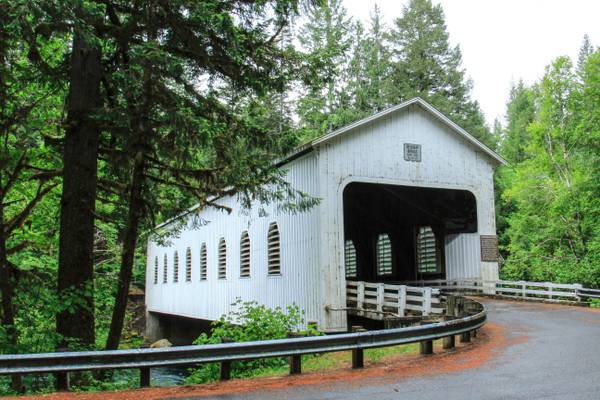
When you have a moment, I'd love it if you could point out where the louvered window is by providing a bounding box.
[173,251,179,282]
[267,223,281,275]
[417,226,439,273]
[376,233,392,276]
[345,240,357,278]
[154,256,159,284]
[199,242,207,280]
[163,254,168,283]
[185,247,192,282]
[240,231,250,278]
[218,238,227,279]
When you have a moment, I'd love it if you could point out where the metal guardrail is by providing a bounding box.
[0,298,485,390]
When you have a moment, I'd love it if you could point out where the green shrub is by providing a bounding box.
[185,299,312,384]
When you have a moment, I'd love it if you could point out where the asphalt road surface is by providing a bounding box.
[176,299,600,400]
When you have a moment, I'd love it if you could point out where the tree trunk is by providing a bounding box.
[0,202,23,392]
[104,152,145,350]
[105,46,152,350]
[57,31,102,349]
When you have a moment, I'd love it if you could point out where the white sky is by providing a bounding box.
[343,0,600,126]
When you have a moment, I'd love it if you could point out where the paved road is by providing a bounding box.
[178,300,600,400]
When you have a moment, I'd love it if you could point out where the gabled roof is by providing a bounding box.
[282,97,506,166]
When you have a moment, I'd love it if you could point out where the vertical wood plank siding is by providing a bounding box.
[146,153,322,328]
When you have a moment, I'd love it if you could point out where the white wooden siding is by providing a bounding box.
[445,233,481,280]
[145,153,323,328]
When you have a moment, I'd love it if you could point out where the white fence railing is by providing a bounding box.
[346,280,444,319]
[400,279,600,303]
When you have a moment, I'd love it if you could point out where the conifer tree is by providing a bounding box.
[387,0,494,147]
[500,80,536,164]
[346,5,391,117]
[297,0,352,140]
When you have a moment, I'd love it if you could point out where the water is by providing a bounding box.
[151,366,191,386]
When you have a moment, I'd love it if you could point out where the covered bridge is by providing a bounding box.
[145,97,505,339]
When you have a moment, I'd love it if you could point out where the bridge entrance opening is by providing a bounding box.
[342,182,477,283]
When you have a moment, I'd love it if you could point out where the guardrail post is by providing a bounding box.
[220,337,234,380]
[287,332,303,375]
[460,331,471,343]
[139,367,150,387]
[55,346,69,392]
[398,285,407,316]
[419,321,434,355]
[55,372,69,392]
[443,334,455,349]
[422,287,432,316]
[521,282,526,298]
[351,326,366,369]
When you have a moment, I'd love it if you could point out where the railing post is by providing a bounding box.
[521,282,526,298]
[398,285,407,317]
[220,337,234,381]
[456,296,465,317]
[446,295,457,317]
[548,284,553,300]
[422,287,432,317]
[351,326,366,369]
[287,332,302,375]
[139,367,150,388]
[376,283,385,314]
[357,281,365,314]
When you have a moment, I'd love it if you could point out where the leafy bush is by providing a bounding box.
[185,299,312,384]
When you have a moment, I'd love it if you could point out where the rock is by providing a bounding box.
[150,339,172,348]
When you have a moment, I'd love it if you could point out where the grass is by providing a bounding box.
[236,342,420,379]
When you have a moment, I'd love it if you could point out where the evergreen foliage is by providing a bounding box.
[498,48,600,287]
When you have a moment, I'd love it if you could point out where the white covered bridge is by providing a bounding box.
[145,97,505,339]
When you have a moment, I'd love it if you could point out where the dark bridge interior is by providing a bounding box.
[343,182,477,282]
